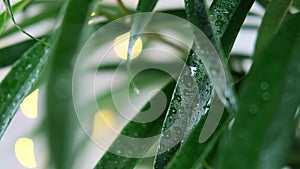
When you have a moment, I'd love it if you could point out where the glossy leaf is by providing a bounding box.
[94,81,176,169]
[0,36,52,139]
[254,0,292,57]
[154,1,223,168]
[210,0,255,56]
[158,0,256,168]
[217,13,300,169]
[45,0,92,169]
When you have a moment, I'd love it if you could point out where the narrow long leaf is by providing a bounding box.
[154,1,225,168]
[45,0,92,169]
[0,37,51,139]
[254,0,292,56]
[0,39,35,68]
[210,0,255,56]
[159,0,256,168]
[218,13,300,169]
[0,0,31,34]
[94,81,176,169]
[136,0,158,12]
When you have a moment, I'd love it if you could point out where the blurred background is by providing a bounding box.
[0,0,264,168]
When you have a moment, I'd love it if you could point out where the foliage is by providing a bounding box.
[0,0,299,169]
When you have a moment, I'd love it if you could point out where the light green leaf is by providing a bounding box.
[0,0,31,34]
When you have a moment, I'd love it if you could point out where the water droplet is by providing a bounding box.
[249,104,259,114]
[190,66,197,76]
[25,64,32,70]
[163,131,171,139]
[117,150,122,154]
[262,92,271,101]
[286,75,295,84]
[159,143,165,150]
[7,94,11,99]
[260,81,269,90]
[173,126,182,135]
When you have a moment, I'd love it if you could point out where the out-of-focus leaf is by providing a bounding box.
[0,36,52,139]
[0,3,60,38]
[136,0,158,12]
[160,9,186,19]
[210,0,255,56]
[94,81,176,169]
[217,13,300,169]
[45,0,92,169]
[0,0,31,34]
[0,39,36,68]
[293,0,300,9]
[254,0,292,57]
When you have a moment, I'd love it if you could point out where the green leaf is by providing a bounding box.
[0,0,31,34]
[210,0,255,56]
[154,51,213,169]
[217,13,300,169]
[156,0,255,168]
[165,111,233,169]
[136,0,158,12]
[45,0,92,169]
[293,0,300,9]
[0,39,36,68]
[0,36,52,139]
[94,81,176,169]
[0,3,60,39]
[254,0,292,57]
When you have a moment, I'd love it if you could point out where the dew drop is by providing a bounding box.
[260,81,269,90]
[249,104,259,114]
[262,92,271,101]
[163,131,171,139]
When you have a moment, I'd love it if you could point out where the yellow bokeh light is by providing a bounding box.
[113,32,143,60]
[92,110,115,139]
[15,138,37,169]
[20,89,39,119]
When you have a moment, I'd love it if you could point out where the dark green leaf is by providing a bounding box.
[0,39,36,68]
[94,81,176,169]
[0,36,52,139]
[217,13,300,169]
[254,0,292,57]
[136,0,158,12]
[210,0,255,56]
[45,0,92,169]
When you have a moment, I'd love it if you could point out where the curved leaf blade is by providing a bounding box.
[210,0,255,56]
[94,81,176,169]
[0,37,51,139]
[218,13,300,169]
